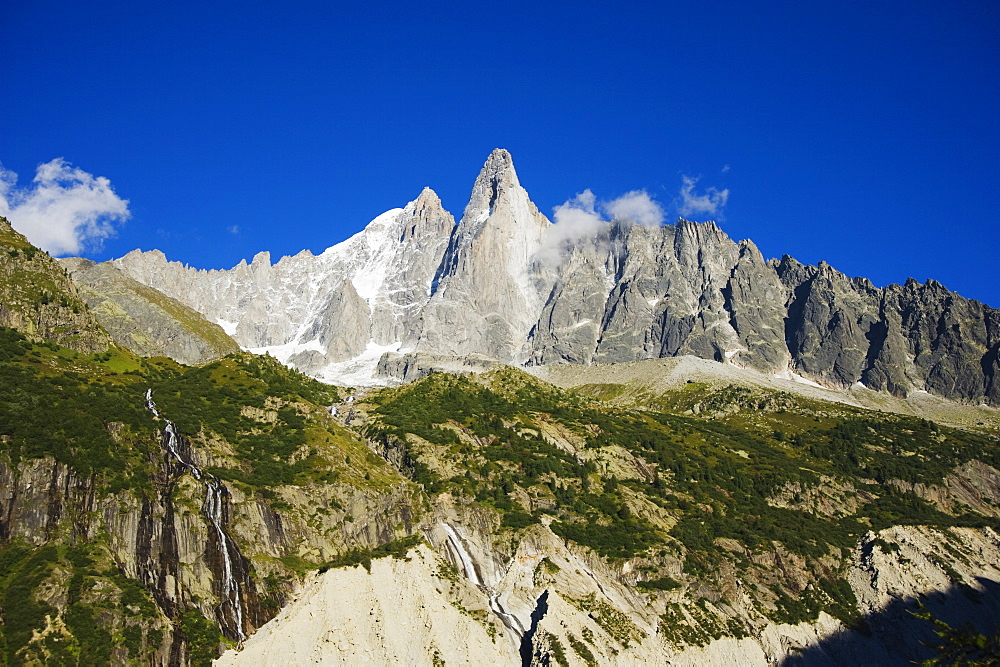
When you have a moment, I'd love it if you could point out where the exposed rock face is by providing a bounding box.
[375,351,502,383]
[530,219,791,373]
[107,152,999,405]
[111,188,454,369]
[776,257,1000,402]
[412,148,552,360]
[0,396,424,664]
[291,279,371,367]
[59,257,239,365]
[216,545,518,666]
[0,216,111,353]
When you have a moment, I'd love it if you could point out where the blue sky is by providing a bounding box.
[2,1,997,306]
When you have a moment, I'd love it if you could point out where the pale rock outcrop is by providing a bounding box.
[412,148,552,361]
[215,519,1000,666]
[216,545,516,666]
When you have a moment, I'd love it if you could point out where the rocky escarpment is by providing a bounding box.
[59,257,239,365]
[0,216,111,353]
[0,443,245,663]
[108,150,999,404]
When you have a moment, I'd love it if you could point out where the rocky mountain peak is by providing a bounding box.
[481,147,515,179]
[461,148,522,223]
[99,155,999,406]
[408,187,448,221]
[414,186,441,206]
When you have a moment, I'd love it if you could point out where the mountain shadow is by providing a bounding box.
[782,577,1000,665]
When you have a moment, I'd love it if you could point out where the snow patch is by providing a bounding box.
[774,369,828,389]
[216,319,239,336]
[311,341,405,387]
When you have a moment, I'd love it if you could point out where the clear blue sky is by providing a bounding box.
[2,1,997,306]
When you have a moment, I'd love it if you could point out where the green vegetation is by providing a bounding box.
[567,593,646,648]
[151,352,342,487]
[0,326,350,491]
[0,325,402,661]
[0,217,101,350]
[0,328,159,490]
[637,575,681,591]
[566,632,596,665]
[0,541,170,664]
[547,633,571,666]
[317,535,423,573]
[362,368,999,630]
[180,609,224,667]
[914,605,1000,666]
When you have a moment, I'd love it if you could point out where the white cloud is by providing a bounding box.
[0,158,130,256]
[228,225,240,234]
[535,188,664,268]
[604,190,664,226]
[677,175,729,218]
[552,189,603,236]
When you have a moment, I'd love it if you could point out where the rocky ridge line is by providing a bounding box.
[107,151,999,405]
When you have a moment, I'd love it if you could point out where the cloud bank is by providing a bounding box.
[0,158,130,256]
[677,175,729,218]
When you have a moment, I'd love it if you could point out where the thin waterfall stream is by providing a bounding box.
[145,389,247,644]
[442,522,527,643]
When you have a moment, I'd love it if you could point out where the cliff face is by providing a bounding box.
[108,151,999,405]
[775,257,1000,403]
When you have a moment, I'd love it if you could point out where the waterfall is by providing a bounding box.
[441,522,526,642]
[145,389,247,643]
[442,523,482,587]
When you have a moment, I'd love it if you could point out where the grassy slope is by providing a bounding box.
[66,259,240,357]
[0,217,110,352]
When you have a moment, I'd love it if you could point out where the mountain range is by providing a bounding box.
[101,149,998,406]
[0,151,998,665]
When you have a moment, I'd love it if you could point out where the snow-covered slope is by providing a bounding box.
[115,187,455,384]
